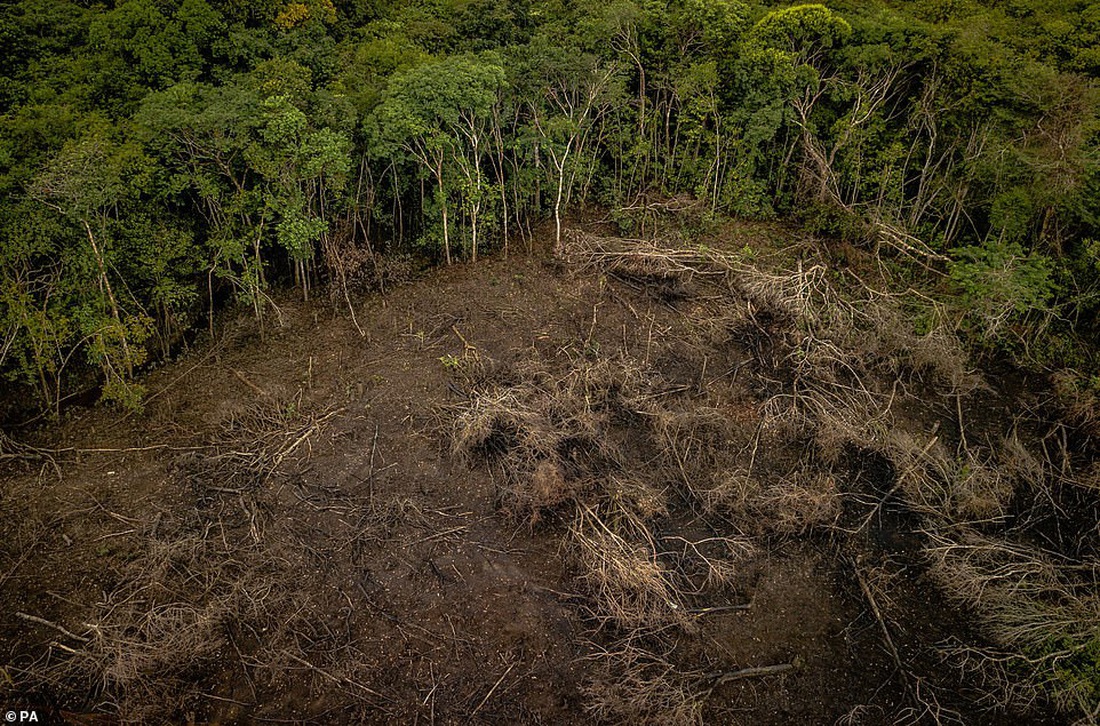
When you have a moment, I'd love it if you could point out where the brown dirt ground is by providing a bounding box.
[0,222,1065,725]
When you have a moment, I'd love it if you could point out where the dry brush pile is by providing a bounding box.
[2,396,400,723]
[447,230,1100,724]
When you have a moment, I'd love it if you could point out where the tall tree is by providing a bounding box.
[367,53,505,263]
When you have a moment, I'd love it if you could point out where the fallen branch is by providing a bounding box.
[281,649,391,703]
[705,662,798,687]
[852,563,904,672]
[470,660,517,717]
[15,611,89,643]
[233,369,268,397]
[688,604,751,615]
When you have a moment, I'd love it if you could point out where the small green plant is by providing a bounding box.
[949,240,1057,350]
[1045,633,1100,715]
[101,378,147,413]
[439,353,463,370]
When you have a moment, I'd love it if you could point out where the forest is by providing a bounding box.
[2,0,1100,723]
[1,0,1097,413]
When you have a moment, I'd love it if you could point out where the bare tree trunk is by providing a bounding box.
[437,159,451,265]
[82,219,132,375]
[553,144,570,258]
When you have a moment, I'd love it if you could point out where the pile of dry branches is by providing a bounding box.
[562,231,740,297]
[448,355,663,521]
[7,518,274,722]
[175,395,340,493]
[926,528,1100,716]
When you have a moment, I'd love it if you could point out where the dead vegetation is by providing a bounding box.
[175,394,342,493]
[444,229,1100,724]
[570,506,688,631]
[1,396,405,723]
[926,528,1100,717]
[22,527,269,723]
[445,231,978,722]
[1053,370,1100,439]
[874,407,1100,720]
[582,644,705,726]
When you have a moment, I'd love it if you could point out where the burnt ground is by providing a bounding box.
[0,222,1071,725]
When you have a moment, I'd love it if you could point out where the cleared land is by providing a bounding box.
[2,220,1094,724]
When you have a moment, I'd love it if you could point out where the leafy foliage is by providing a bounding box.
[0,0,1097,419]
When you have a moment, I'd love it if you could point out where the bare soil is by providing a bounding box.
[0,222,1068,724]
